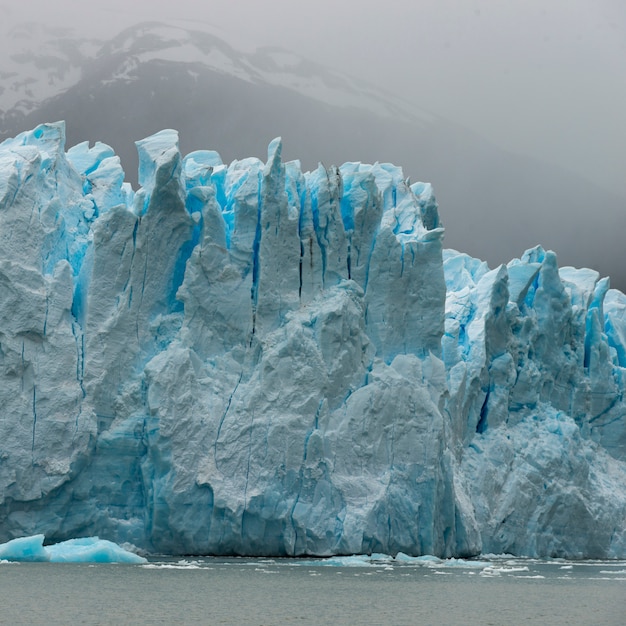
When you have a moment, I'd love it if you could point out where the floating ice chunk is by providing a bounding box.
[394,553,492,568]
[46,537,147,564]
[481,565,530,575]
[0,535,50,562]
[313,555,392,567]
[0,535,146,563]
[395,553,441,564]
[443,558,494,568]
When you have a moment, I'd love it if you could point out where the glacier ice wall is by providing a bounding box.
[0,122,625,558]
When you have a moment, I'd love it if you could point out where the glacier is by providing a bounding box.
[0,121,625,559]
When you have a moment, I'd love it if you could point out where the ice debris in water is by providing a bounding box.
[0,535,146,563]
[0,121,625,559]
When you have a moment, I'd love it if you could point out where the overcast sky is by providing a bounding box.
[1,0,624,198]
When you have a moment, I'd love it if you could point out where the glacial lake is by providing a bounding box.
[1,555,625,625]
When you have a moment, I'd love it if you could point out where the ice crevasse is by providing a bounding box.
[0,121,625,559]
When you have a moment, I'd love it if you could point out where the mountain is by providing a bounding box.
[1,22,624,291]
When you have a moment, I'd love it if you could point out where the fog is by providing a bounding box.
[1,0,624,280]
[2,0,623,195]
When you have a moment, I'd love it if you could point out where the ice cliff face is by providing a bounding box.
[0,122,625,558]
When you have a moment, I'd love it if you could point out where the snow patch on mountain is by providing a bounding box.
[0,22,432,127]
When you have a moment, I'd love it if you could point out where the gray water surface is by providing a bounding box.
[1,555,625,625]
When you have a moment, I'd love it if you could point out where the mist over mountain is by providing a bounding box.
[1,22,624,291]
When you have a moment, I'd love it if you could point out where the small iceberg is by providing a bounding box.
[0,534,147,564]
[0,535,50,562]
